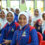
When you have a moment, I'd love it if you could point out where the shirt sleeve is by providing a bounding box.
[0,28,5,44]
[10,31,17,45]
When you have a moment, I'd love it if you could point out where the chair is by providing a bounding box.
[40,41,45,45]
[37,32,43,45]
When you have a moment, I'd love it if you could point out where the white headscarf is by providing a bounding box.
[0,9,7,29]
[6,11,14,24]
[41,11,45,33]
[31,9,42,26]
[34,8,41,17]
[18,12,29,29]
[1,9,8,19]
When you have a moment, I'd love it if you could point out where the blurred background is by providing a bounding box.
[0,0,45,15]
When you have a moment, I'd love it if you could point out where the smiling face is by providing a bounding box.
[19,14,27,27]
[1,11,5,19]
[6,12,14,22]
[34,9,39,16]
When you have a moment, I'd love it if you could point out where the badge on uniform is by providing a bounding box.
[11,28,14,32]
[38,27,40,30]
[22,31,26,37]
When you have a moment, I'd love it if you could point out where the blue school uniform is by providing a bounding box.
[0,21,20,44]
[11,24,39,45]
[14,13,18,22]
[35,23,42,34]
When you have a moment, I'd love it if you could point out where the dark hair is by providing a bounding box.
[42,13,45,18]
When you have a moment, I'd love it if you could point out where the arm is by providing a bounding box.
[27,29,39,45]
[0,23,7,44]
[10,31,17,45]
[0,29,5,44]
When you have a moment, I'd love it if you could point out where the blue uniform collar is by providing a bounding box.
[8,21,15,26]
[15,13,18,16]
[19,24,29,31]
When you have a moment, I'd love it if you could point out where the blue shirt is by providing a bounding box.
[11,24,39,45]
[0,21,20,44]
[14,13,18,22]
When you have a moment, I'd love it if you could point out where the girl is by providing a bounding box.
[0,10,7,30]
[31,9,42,26]
[42,12,45,40]
[0,11,20,45]
[34,19,42,34]
[11,12,39,45]
[14,8,20,22]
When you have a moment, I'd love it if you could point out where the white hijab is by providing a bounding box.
[0,9,7,29]
[18,12,29,29]
[31,9,42,26]
[42,12,45,33]
[6,11,14,24]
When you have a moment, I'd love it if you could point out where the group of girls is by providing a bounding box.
[0,7,45,45]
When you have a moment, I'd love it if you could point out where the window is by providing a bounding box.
[10,0,19,8]
[37,0,43,12]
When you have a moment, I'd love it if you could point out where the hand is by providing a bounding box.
[3,40,11,44]
[0,44,2,45]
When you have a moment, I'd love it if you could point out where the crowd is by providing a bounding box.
[0,6,45,45]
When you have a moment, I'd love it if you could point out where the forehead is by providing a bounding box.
[1,11,4,13]
[8,12,12,14]
[19,14,26,18]
[7,12,13,16]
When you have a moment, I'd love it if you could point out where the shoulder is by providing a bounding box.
[29,25,35,31]
[15,22,19,26]
[3,23,8,28]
